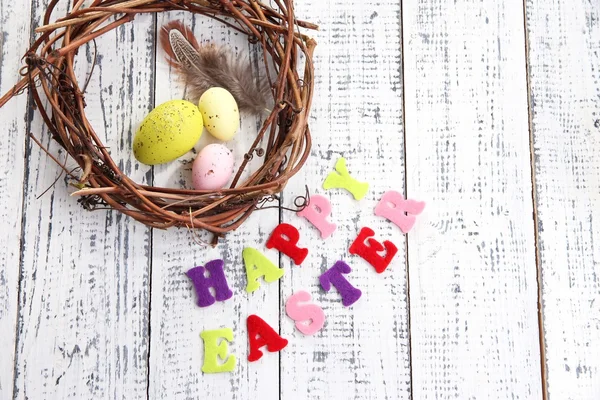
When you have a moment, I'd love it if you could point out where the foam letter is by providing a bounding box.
[186,259,233,307]
[319,261,362,307]
[298,194,337,239]
[266,223,308,265]
[247,315,289,362]
[200,328,236,373]
[375,190,426,233]
[243,248,284,293]
[323,158,369,200]
[285,290,326,335]
[349,227,398,274]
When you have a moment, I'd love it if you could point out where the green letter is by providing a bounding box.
[243,247,284,293]
[200,328,236,373]
[323,157,369,200]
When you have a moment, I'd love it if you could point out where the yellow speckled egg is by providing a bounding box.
[133,100,203,165]
[198,87,239,141]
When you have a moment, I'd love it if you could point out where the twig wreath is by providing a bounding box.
[0,0,317,240]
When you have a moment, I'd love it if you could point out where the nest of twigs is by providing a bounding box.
[0,0,317,240]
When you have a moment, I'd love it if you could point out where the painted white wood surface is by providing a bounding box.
[10,0,153,398]
[148,11,280,400]
[279,0,411,399]
[526,1,600,399]
[0,0,32,397]
[403,0,543,398]
[0,0,599,399]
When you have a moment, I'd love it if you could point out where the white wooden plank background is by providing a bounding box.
[0,0,32,396]
[403,0,543,398]
[149,10,280,400]
[526,0,600,399]
[10,0,153,398]
[280,0,411,399]
[0,0,598,399]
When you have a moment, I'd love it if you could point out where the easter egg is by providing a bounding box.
[133,100,203,165]
[198,87,240,141]
[192,144,235,190]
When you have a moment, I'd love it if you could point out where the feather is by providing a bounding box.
[160,21,201,64]
[160,21,272,116]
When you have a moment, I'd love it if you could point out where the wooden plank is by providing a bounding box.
[402,0,543,398]
[279,1,412,399]
[525,1,600,398]
[148,11,280,399]
[0,0,32,397]
[12,1,154,398]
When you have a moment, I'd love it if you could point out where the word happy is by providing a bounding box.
[186,158,425,373]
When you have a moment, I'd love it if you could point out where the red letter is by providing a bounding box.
[266,223,308,265]
[349,227,398,273]
[247,315,288,362]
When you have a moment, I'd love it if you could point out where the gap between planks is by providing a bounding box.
[145,13,158,400]
[11,1,44,397]
[399,1,415,399]
[521,0,548,398]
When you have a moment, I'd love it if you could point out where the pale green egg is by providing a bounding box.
[198,87,240,141]
[133,100,203,165]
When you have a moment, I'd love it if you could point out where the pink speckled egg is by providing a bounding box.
[192,144,234,190]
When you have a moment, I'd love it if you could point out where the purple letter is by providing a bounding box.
[319,261,362,307]
[186,259,233,307]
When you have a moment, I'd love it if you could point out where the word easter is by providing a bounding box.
[187,158,425,373]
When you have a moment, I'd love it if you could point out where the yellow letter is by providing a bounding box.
[200,328,236,373]
[323,157,369,200]
[243,247,284,293]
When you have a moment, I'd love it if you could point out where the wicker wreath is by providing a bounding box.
[0,0,317,240]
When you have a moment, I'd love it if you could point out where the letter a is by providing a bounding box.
[247,315,288,362]
[243,248,284,293]
[375,190,425,233]
[349,227,398,274]
[200,328,236,373]
[298,194,337,239]
[319,261,362,307]
[322,158,369,200]
[285,290,326,335]
[186,259,233,307]
[266,223,309,265]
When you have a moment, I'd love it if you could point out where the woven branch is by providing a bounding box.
[0,0,317,238]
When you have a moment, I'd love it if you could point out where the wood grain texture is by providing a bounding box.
[279,1,412,399]
[3,0,600,399]
[12,1,154,398]
[402,0,543,398]
[526,1,600,399]
[148,11,280,400]
[0,0,32,397]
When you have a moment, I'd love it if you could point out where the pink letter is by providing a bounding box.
[285,291,326,335]
[375,190,426,233]
[298,195,336,239]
